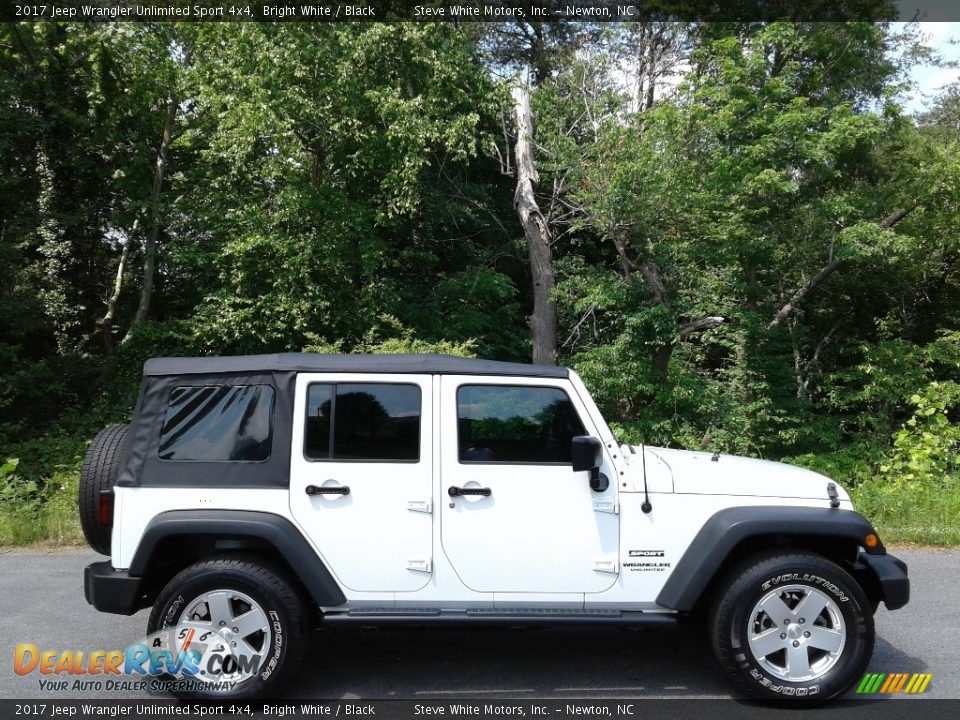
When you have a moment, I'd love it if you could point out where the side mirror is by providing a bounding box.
[571,435,602,473]
[572,436,609,492]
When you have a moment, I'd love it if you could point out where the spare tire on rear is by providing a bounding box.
[78,424,129,555]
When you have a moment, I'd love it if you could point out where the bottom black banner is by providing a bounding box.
[2,699,958,720]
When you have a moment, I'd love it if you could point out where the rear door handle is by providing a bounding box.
[306,485,350,496]
[448,486,491,497]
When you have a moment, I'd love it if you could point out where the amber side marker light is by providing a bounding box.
[864,533,879,549]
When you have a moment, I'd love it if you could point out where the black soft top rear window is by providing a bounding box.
[158,385,275,462]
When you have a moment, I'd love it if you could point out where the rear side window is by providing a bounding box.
[158,385,275,462]
[457,385,586,464]
[305,383,421,462]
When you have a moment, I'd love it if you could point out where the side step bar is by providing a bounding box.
[322,608,677,629]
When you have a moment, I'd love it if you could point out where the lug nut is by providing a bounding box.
[793,641,800,647]
[799,618,806,624]
[233,627,238,633]
[780,633,786,639]
[231,641,236,647]
[804,631,811,638]
[784,619,791,625]
[219,621,226,626]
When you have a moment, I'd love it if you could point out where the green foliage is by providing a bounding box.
[2,21,960,545]
[881,382,960,485]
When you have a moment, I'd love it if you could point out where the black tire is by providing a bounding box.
[709,551,874,704]
[147,555,309,700]
[78,424,129,555]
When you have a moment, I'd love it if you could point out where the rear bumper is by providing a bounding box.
[84,561,146,615]
[858,552,910,611]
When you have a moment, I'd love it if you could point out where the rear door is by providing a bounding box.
[289,373,433,592]
[439,376,619,594]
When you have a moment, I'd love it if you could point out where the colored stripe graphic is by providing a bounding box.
[904,674,920,693]
[879,674,897,693]
[856,672,932,694]
[856,673,876,693]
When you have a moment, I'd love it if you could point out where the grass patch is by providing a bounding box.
[850,478,960,546]
[0,466,84,547]
[0,429,90,548]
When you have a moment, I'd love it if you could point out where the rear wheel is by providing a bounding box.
[147,555,308,700]
[710,552,874,703]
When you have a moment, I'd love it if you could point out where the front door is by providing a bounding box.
[290,373,433,592]
[439,376,619,594]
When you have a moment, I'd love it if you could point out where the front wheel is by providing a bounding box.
[710,552,874,703]
[147,555,308,700]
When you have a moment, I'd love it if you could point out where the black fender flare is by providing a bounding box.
[129,509,346,607]
[655,506,883,611]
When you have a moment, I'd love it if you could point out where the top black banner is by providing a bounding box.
[2,0,957,23]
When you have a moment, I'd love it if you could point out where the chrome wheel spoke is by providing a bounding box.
[749,627,787,658]
[794,590,828,621]
[758,593,794,623]
[806,625,844,653]
[233,637,262,664]
[205,591,234,626]
[233,607,269,639]
[785,643,811,679]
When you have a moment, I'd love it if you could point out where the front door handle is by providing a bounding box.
[306,485,350,496]
[448,486,491,497]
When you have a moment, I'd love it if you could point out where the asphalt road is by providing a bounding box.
[0,547,956,701]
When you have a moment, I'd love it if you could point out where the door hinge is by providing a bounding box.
[593,560,618,573]
[406,559,432,573]
[592,499,619,514]
[407,499,433,514]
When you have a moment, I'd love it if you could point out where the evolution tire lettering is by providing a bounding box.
[762,573,849,602]
[163,595,185,626]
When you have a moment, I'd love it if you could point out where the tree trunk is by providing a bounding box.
[513,84,557,366]
[96,219,137,357]
[123,99,177,345]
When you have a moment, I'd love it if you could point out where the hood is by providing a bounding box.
[641,446,851,503]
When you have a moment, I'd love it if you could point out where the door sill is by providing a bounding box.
[321,608,676,629]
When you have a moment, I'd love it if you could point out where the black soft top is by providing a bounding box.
[143,353,569,379]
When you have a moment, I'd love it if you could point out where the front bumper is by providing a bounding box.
[857,552,910,611]
[84,561,146,615]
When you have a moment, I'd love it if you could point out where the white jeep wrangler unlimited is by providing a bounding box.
[80,353,909,702]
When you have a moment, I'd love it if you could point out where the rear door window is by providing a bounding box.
[305,383,421,462]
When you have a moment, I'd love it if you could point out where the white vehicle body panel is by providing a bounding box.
[289,373,434,593]
[438,374,619,595]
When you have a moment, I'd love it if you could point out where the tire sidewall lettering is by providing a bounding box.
[761,573,849,603]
